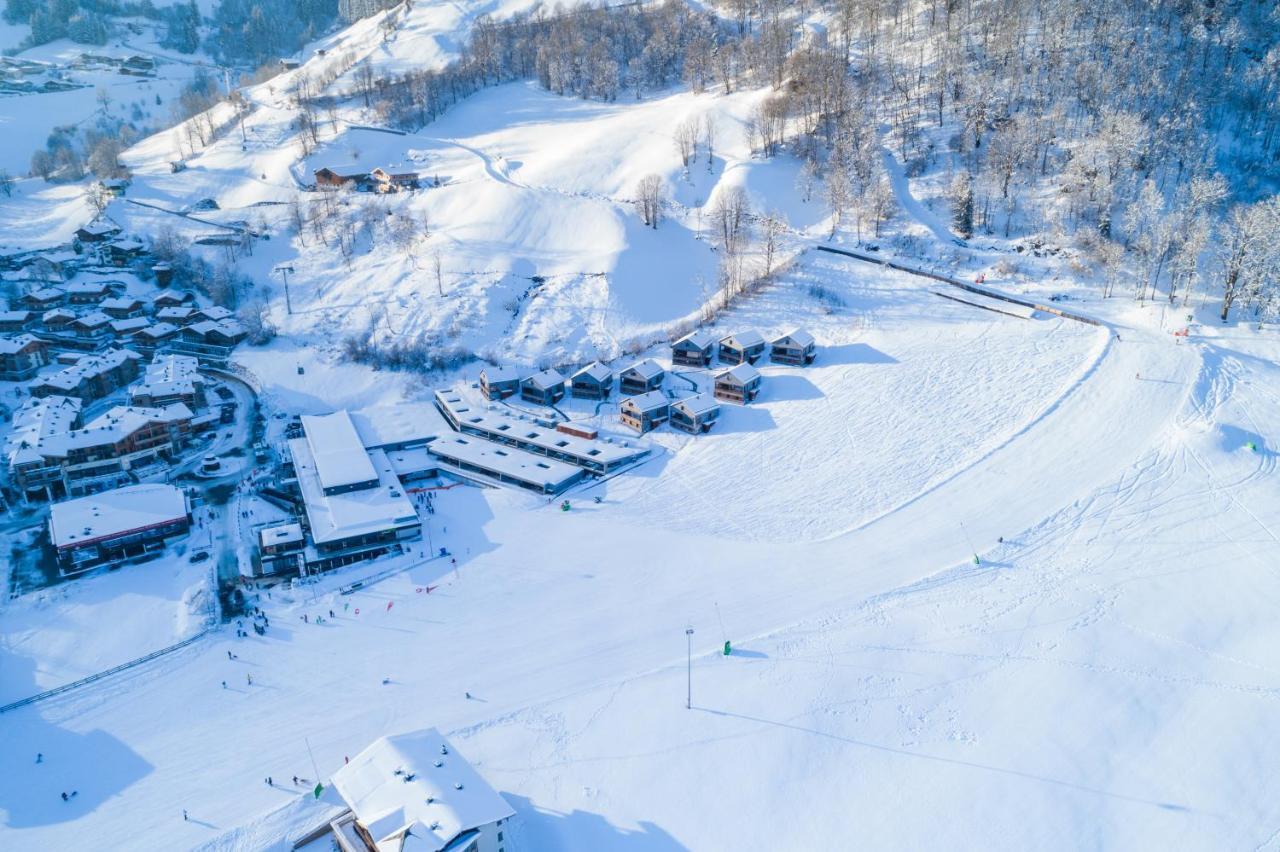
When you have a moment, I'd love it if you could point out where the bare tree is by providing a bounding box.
[761,211,787,278]
[712,186,751,254]
[674,117,698,168]
[635,174,666,228]
[702,116,717,172]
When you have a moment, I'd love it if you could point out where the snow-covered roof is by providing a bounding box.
[259,523,303,548]
[151,289,190,305]
[32,348,141,392]
[522,368,564,390]
[622,390,669,412]
[621,359,664,381]
[72,311,112,328]
[480,365,520,384]
[49,483,188,550]
[77,220,120,237]
[42,308,74,322]
[572,361,611,382]
[721,330,764,349]
[350,403,448,451]
[110,317,151,333]
[0,333,41,354]
[101,296,142,310]
[0,309,31,321]
[66,280,110,295]
[137,322,179,339]
[196,305,233,322]
[673,393,720,416]
[157,306,194,320]
[25,287,64,300]
[302,411,379,491]
[330,729,515,852]
[718,363,761,385]
[290,438,419,546]
[774,329,815,348]
[35,403,193,457]
[4,395,81,468]
[429,435,581,491]
[674,329,717,350]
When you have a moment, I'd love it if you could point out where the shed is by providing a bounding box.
[570,361,612,400]
[520,369,565,406]
[670,393,721,434]
[479,366,520,400]
[714,363,763,404]
[619,390,669,433]
[619,359,665,395]
[672,329,717,368]
[719,330,766,365]
[771,329,816,366]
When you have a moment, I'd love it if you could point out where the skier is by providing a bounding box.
[382,677,391,685]
[35,753,42,763]
[222,681,227,689]
[465,691,472,700]
[61,792,68,802]
[292,776,298,785]
[183,810,188,821]
[246,674,253,686]
[227,650,233,660]
[267,777,273,786]
[329,609,335,619]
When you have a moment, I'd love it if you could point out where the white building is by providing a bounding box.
[48,483,191,571]
[328,729,515,852]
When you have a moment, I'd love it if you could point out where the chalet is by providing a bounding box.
[29,348,142,401]
[479,365,520,400]
[152,262,173,286]
[672,329,717,368]
[157,306,195,325]
[20,287,64,310]
[96,178,130,197]
[130,354,206,409]
[65,280,112,304]
[151,289,192,309]
[521,369,565,405]
[75,219,121,244]
[670,393,721,434]
[0,334,49,380]
[258,522,304,573]
[3,395,82,496]
[183,319,247,346]
[71,311,113,339]
[771,329,816,366]
[26,251,78,281]
[109,317,151,337]
[369,167,421,192]
[194,305,234,323]
[101,296,145,319]
[620,390,669,433]
[570,361,613,400]
[41,308,76,331]
[714,362,763,404]
[314,167,368,189]
[0,310,33,332]
[719,330,766,365]
[105,238,146,266]
[133,322,180,349]
[619,359,665,395]
[119,55,156,76]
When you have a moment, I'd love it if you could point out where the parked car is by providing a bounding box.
[190,551,210,563]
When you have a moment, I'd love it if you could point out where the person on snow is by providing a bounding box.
[61,792,68,802]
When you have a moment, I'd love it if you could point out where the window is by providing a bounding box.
[498,831,504,841]
[555,440,569,447]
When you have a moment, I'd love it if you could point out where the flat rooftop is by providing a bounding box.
[301,411,379,492]
[290,438,419,546]
[429,435,583,492]
[49,483,188,550]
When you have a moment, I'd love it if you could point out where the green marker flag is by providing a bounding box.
[973,555,981,565]
[723,640,731,656]
[313,782,324,799]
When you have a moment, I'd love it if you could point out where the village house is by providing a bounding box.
[520,369,566,406]
[151,289,192,309]
[618,359,665,395]
[156,306,196,325]
[194,305,234,323]
[2,395,82,496]
[479,366,520,400]
[20,287,64,310]
[109,317,151,338]
[182,318,248,347]
[101,296,145,319]
[369,167,421,192]
[74,219,121,244]
[671,329,717,368]
[130,354,206,409]
[620,390,670,434]
[104,238,146,266]
[71,311,113,339]
[323,729,515,852]
[771,330,817,366]
[48,484,190,571]
[41,307,76,332]
[0,309,33,332]
[65,280,112,305]
[719,331,766,366]
[30,348,143,401]
[0,333,49,380]
[257,522,305,574]
[134,322,180,349]
[714,362,763,404]
[314,167,368,189]
[670,393,721,434]
[570,361,613,400]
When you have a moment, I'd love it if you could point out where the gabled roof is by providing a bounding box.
[721,330,765,349]
[0,333,41,354]
[621,359,664,381]
[196,305,233,322]
[674,329,717,350]
[522,368,564,390]
[110,317,150,333]
[480,365,520,383]
[622,390,669,412]
[774,329,815,347]
[101,296,142,310]
[572,361,611,383]
[673,393,720,416]
[42,307,75,321]
[137,321,179,339]
[718,363,761,384]
[72,311,112,328]
[66,280,110,294]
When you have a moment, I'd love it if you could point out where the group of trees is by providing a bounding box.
[207,0,336,67]
[4,0,108,47]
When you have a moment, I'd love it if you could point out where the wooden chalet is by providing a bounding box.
[65,280,112,305]
[520,369,566,405]
[719,331,766,365]
[0,310,33,332]
[619,359,665,396]
[151,289,193,309]
[570,362,613,400]
[20,287,64,310]
[771,330,816,365]
[71,311,113,338]
[101,296,145,319]
[619,390,669,433]
[714,363,763,404]
[41,308,76,331]
[156,306,195,325]
[314,167,368,189]
[670,393,721,434]
[479,366,520,400]
[671,329,717,368]
[0,334,49,380]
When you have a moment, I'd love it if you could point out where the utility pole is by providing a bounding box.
[685,627,695,709]
[275,265,295,315]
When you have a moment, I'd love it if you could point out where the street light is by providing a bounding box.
[274,265,295,315]
[685,627,695,710]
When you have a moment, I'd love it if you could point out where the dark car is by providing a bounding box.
[190,551,211,563]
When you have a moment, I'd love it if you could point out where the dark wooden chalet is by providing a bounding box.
[718,330,766,365]
[570,362,613,400]
[479,366,520,400]
[619,391,669,433]
[618,359,665,395]
[771,330,816,366]
[671,329,717,367]
[714,363,763,404]
[670,394,721,434]
[521,369,566,405]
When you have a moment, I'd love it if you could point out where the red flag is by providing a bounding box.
[386,601,394,611]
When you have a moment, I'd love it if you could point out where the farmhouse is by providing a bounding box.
[670,393,721,434]
[48,483,190,571]
[74,220,121,244]
[570,361,613,400]
[0,334,49,380]
[327,729,515,852]
[771,329,817,365]
[369,167,421,192]
[105,238,146,266]
[671,329,717,368]
[314,167,368,188]
[0,309,33,332]
[714,363,763,404]
[479,366,520,400]
[520,369,565,405]
[619,359,665,395]
[620,391,670,434]
[719,330,766,365]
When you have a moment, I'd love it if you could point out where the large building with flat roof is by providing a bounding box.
[49,483,190,571]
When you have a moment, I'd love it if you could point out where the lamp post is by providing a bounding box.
[685,627,695,710]
[274,265,295,315]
